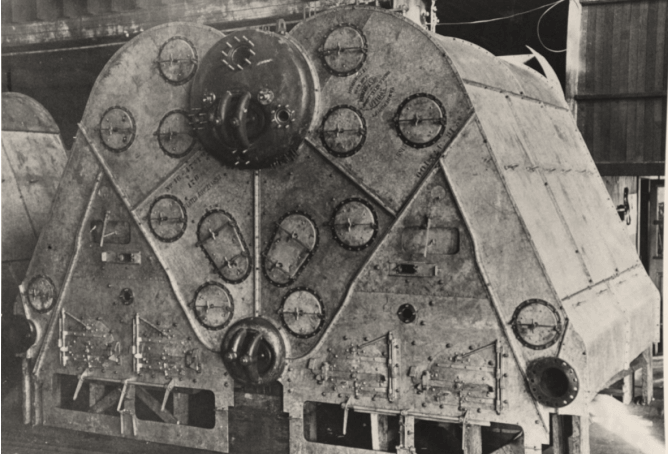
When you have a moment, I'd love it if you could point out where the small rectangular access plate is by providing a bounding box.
[101,251,141,264]
[388,262,438,277]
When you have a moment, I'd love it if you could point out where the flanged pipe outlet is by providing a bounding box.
[220,317,286,385]
[526,357,579,408]
[2,314,37,354]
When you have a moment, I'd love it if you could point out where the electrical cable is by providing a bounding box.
[537,0,568,52]
[436,0,565,26]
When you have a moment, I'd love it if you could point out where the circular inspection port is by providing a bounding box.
[539,367,570,398]
[277,108,291,123]
[527,357,579,407]
[397,303,417,324]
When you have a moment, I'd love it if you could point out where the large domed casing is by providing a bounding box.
[189,29,320,169]
[16,7,658,454]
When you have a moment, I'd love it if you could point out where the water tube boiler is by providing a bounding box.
[14,6,659,454]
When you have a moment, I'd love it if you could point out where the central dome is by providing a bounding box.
[189,29,319,169]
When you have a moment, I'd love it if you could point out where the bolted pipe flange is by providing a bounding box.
[526,357,579,408]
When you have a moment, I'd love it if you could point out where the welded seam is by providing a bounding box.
[32,171,104,377]
[78,123,217,351]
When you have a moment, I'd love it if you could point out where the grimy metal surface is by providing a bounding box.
[2,92,67,320]
[16,6,659,454]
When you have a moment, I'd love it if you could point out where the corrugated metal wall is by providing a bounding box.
[566,0,667,176]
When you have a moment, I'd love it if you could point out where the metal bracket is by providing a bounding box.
[341,395,353,435]
[99,211,110,247]
[73,368,91,401]
[495,340,503,414]
[119,408,138,436]
[161,378,176,412]
[388,332,398,402]
[185,348,201,372]
[117,377,137,412]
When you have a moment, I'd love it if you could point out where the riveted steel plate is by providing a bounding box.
[61,317,118,369]
[99,106,136,152]
[331,197,378,251]
[156,110,196,158]
[280,288,325,338]
[148,195,188,243]
[192,281,234,330]
[157,36,198,85]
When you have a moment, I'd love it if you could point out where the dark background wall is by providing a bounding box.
[2,0,570,150]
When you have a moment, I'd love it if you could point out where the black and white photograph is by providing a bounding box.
[1,1,666,453]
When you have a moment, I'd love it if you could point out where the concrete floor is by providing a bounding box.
[586,355,665,454]
[1,357,665,454]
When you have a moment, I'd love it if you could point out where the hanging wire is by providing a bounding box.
[436,0,565,26]
[537,0,568,53]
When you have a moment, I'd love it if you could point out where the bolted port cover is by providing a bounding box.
[190,29,319,169]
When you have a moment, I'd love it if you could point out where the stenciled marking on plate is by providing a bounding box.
[348,67,396,117]
[160,152,223,209]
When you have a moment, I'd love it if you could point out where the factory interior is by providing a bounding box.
[1,0,666,453]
